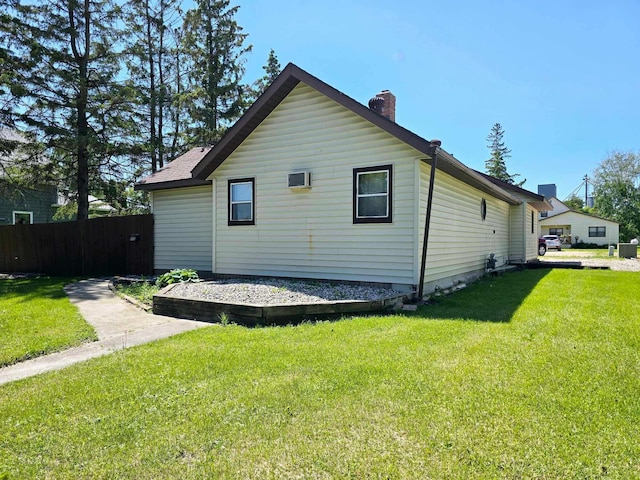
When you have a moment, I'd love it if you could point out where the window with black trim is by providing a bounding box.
[531,211,535,234]
[353,165,392,224]
[549,228,564,236]
[228,178,255,226]
[589,226,606,237]
[481,199,487,220]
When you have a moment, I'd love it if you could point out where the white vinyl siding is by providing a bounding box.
[525,204,540,262]
[525,204,539,261]
[507,202,539,263]
[152,186,213,271]
[508,204,526,264]
[210,83,418,287]
[418,162,510,290]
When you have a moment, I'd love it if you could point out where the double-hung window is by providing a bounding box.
[589,226,606,237]
[353,165,392,224]
[228,178,255,226]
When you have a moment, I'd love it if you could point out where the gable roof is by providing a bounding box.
[135,146,213,190]
[547,195,568,207]
[475,171,552,210]
[540,208,619,225]
[136,63,519,205]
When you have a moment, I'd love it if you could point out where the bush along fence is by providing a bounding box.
[0,214,153,276]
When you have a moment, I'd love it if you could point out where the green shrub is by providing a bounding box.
[155,269,200,288]
[573,242,610,249]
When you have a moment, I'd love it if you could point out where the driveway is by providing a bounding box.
[538,250,640,271]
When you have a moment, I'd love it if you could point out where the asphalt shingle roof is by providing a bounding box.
[135,146,213,190]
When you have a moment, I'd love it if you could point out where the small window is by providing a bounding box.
[353,165,392,224]
[540,211,548,218]
[13,211,33,225]
[228,178,255,226]
[480,199,487,221]
[589,226,606,237]
[549,228,564,236]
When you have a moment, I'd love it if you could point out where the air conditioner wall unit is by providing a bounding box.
[288,171,311,189]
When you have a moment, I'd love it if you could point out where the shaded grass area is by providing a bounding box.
[1,269,639,478]
[0,277,97,367]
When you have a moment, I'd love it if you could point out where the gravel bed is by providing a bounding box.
[167,278,404,305]
[538,250,640,271]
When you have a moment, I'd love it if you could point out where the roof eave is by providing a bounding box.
[134,178,211,191]
[540,209,619,225]
[425,150,521,205]
[530,199,553,210]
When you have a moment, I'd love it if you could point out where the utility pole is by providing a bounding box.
[583,174,589,205]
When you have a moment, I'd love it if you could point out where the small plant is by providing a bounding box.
[156,269,200,288]
[218,312,230,326]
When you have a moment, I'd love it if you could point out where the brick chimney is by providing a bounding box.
[377,90,396,122]
[368,90,396,122]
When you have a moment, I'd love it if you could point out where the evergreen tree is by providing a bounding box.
[0,0,129,220]
[485,122,524,186]
[124,0,184,173]
[253,49,281,97]
[182,0,252,145]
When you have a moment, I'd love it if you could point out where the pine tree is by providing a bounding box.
[124,0,184,173]
[0,0,129,220]
[254,49,281,97]
[182,0,252,145]
[485,123,525,186]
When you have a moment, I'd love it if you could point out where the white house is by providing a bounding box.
[539,196,619,246]
[136,64,550,297]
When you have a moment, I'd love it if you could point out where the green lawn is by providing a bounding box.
[1,269,639,479]
[0,277,97,367]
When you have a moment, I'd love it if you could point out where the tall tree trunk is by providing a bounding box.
[170,32,182,160]
[157,0,165,169]
[70,0,91,221]
[145,0,158,172]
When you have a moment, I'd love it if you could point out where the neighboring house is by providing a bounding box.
[1,129,57,224]
[1,129,115,223]
[539,195,620,246]
[53,192,117,219]
[540,211,619,247]
[136,63,550,296]
[539,196,570,219]
[0,179,57,225]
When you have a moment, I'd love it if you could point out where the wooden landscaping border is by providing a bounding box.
[153,283,407,326]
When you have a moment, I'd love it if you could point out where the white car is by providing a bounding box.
[543,235,562,251]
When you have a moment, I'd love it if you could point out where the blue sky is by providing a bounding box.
[231,0,640,199]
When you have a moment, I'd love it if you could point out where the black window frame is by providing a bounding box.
[228,178,255,226]
[589,226,606,237]
[549,227,564,236]
[353,164,393,224]
[531,211,535,234]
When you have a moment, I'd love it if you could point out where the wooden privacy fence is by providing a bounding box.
[0,214,153,276]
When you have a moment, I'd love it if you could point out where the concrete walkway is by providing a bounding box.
[0,279,210,386]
